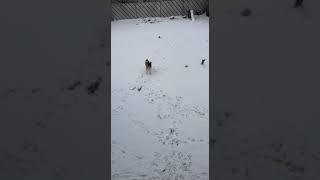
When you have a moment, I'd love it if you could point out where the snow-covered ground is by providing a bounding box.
[111,15,209,180]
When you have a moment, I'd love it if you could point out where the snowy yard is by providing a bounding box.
[111,15,209,179]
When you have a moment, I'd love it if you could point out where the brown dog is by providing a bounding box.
[145,59,152,74]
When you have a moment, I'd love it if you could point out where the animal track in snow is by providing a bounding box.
[150,150,193,179]
[111,63,208,179]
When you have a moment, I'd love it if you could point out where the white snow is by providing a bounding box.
[111,15,209,179]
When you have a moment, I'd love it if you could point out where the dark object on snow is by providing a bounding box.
[158,36,161,39]
[241,8,252,17]
[87,77,102,95]
[145,59,152,74]
[64,81,81,91]
[185,65,188,68]
[201,59,206,65]
[205,7,209,16]
[169,16,174,19]
[294,0,304,8]
[187,10,192,18]
[137,86,142,91]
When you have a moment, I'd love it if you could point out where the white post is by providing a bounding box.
[190,10,195,21]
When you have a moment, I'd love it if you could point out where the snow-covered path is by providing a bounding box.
[111,15,209,179]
